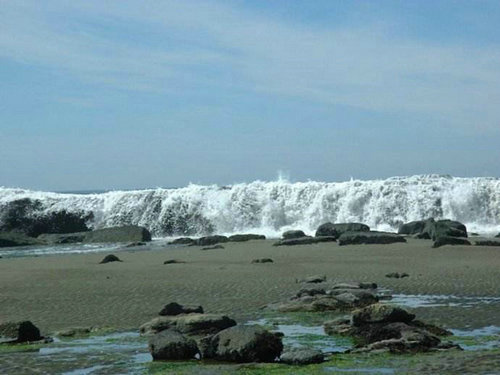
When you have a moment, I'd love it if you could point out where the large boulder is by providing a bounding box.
[398,220,428,235]
[432,236,471,248]
[315,223,369,238]
[39,225,152,244]
[200,325,283,363]
[191,235,229,247]
[352,304,415,326]
[280,348,324,365]
[159,302,203,316]
[140,313,236,336]
[0,321,41,343]
[282,230,306,239]
[273,236,336,246]
[0,232,43,248]
[338,231,406,246]
[432,220,467,240]
[228,234,266,242]
[148,329,199,360]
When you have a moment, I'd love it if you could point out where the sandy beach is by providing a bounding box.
[1,238,500,334]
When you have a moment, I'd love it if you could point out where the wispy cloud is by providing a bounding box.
[1,0,499,130]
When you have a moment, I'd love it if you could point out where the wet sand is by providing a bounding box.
[1,238,500,334]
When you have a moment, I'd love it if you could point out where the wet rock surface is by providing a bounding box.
[148,329,199,360]
[191,235,229,247]
[280,348,324,365]
[432,236,471,248]
[385,272,409,279]
[159,302,204,316]
[338,231,406,246]
[228,234,266,242]
[140,313,237,336]
[282,230,307,239]
[201,245,225,250]
[315,222,370,238]
[251,258,273,263]
[273,236,336,246]
[39,225,152,245]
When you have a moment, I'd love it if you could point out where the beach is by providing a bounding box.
[2,238,500,334]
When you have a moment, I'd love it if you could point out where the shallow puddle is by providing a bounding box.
[450,326,500,351]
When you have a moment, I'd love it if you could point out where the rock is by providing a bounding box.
[228,234,266,242]
[280,348,324,365]
[0,321,41,343]
[140,313,237,336]
[0,231,43,248]
[432,236,471,248]
[296,287,327,298]
[474,240,500,246]
[199,325,283,363]
[338,231,406,246]
[159,302,204,316]
[148,329,199,360]
[300,275,326,283]
[352,304,415,326]
[168,237,195,245]
[273,236,336,246]
[324,318,353,336]
[316,223,370,238]
[39,225,152,245]
[191,235,229,247]
[432,220,467,240]
[331,282,377,290]
[282,230,306,239]
[251,258,273,263]
[410,320,452,336]
[99,254,122,264]
[201,245,224,250]
[385,272,409,279]
[163,259,185,264]
[496,233,500,238]
[398,220,428,235]
[124,242,146,247]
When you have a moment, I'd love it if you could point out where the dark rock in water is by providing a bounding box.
[39,225,152,245]
[475,240,500,246]
[0,231,43,248]
[385,272,409,279]
[280,348,324,365]
[338,231,406,246]
[0,321,41,343]
[432,236,471,248]
[159,302,204,316]
[273,236,336,246]
[201,245,224,250]
[251,258,273,263]
[282,230,306,239]
[140,314,237,336]
[316,222,370,238]
[300,275,326,283]
[398,220,428,235]
[191,235,229,247]
[353,304,415,326]
[99,254,122,264]
[0,198,92,237]
[148,329,199,360]
[199,325,283,363]
[163,259,185,264]
[168,237,195,245]
[228,234,266,242]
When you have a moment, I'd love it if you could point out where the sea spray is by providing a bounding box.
[1,175,499,238]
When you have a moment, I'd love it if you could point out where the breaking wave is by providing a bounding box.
[1,175,500,238]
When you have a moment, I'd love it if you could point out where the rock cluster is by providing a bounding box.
[168,234,266,247]
[398,218,469,248]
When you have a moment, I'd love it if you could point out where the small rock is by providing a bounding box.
[282,230,307,239]
[148,329,199,360]
[251,258,274,263]
[163,259,185,264]
[280,348,324,365]
[99,254,122,264]
[201,245,224,250]
[159,302,204,316]
[385,272,409,279]
[300,275,326,284]
[168,237,195,245]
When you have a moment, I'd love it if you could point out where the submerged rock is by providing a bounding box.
[251,258,274,263]
[280,348,324,365]
[0,321,41,343]
[148,329,199,361]
[228,234,266,242]
[273,236,336,246]
[432,236,471,248]
[199,325,283,363]
[140,313,236,336]
[99,254,122,264]
[159,302,204,316]
[338,231,406,246]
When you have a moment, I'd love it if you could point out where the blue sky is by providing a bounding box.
[1,0,499,190]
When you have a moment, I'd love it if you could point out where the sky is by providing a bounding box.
[1,0,500,191]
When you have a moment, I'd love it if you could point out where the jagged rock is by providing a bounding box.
[0,321,41,343]
[99,254,122,264]
[432,236,471,248]
[475,240,500,246]
[273,236,336,246]
[201,245,224,250]
[280,348,324,365]
[159,302,204,316]
[168,237,195,245]
[140,314,236,336]
[385,272,409,279]
[163,259,185,264]
[301,275,326,283]
[199,325,283,363]
[148,329,199,360]
[0,232,43,248]
[282,230,306,239]
[228,234,266,242]
[338,231,406,246]
[352,304,415,326]
[251,258,273,263]
[315,223,370,238]
[39,225,152,245]
[191,235,229,246]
